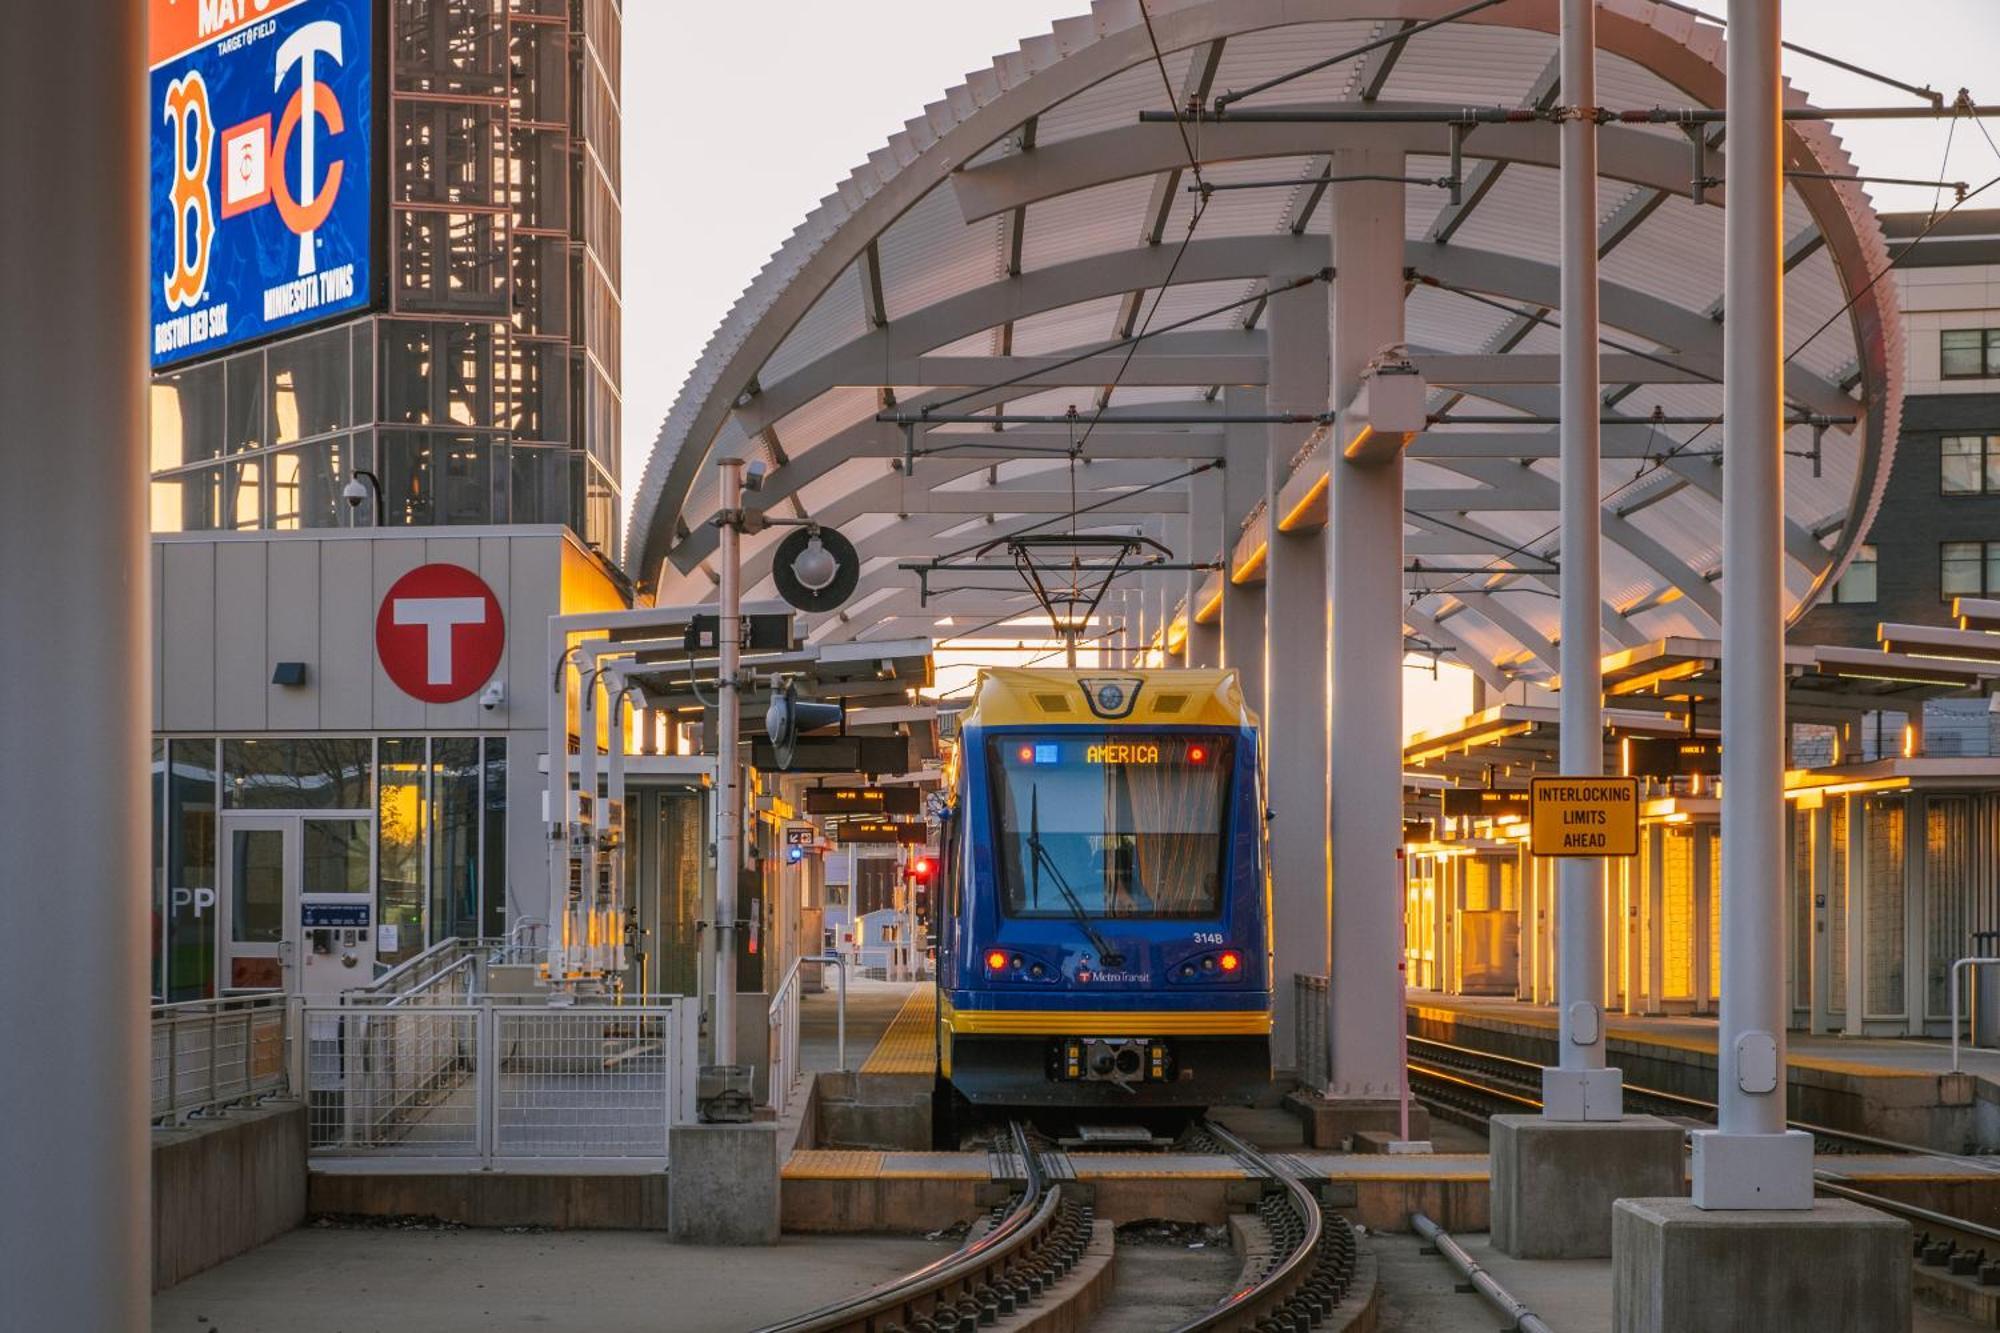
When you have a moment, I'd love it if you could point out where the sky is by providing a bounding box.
[619,2,2000,735]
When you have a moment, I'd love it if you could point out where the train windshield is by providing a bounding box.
[987,733,1234,920]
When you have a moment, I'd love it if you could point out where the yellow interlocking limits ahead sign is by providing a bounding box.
[1529,776,1640,858]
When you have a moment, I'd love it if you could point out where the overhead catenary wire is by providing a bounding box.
[1211,0,1513,112]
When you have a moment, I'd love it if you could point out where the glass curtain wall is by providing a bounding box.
[150,736,509,988]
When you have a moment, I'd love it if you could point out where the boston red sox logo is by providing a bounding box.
[375,565,505,704]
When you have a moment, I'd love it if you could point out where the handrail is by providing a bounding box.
[1950,956,2000,1072]
[356,935,476,995]
[767,953,849,1112]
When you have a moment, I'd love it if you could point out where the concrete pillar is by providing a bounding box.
[1186,470,1222,668]
[1688,0,1815,1211]
[1325,150,1414,1117]
[1220,387,1267,718]
[1264,279,1331,1078]
[1,4,150,1325]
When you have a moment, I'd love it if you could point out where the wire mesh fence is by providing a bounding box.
[151,994,290,1124]
[301,999,697,1163]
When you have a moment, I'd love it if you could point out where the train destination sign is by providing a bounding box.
[1441,788,1531,820]
[1623,736,1722,778]
[1529,777,1640,857]
[832,819,926,846]
[804,786,922,816]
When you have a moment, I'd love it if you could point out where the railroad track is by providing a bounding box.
[1161,1120,1365,1332]
[753,1121,1095,1333]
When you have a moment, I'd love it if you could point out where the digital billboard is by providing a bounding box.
[149,0,374,369]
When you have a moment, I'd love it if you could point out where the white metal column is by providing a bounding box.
[1186,471,1222,668]
[1692,0,1815,1209]
[713,460,744,1064]
[1265,278,1332,1078]
[1221,386,1268,717]
[1326,151,1409,1104]
[1545,0,1623,1122]
[1,4,148,1323]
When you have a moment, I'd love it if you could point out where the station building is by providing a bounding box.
[143,0,633,1004]
[1402,212,2000,1037]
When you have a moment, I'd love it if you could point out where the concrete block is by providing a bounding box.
[1284,1092,1430,1148]
[1613,1197,1911,1333]
[669,1122,780,1245]
[1490,1114,1684,1259]
[153,1102,307,1290]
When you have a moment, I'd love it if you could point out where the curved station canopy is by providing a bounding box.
[628,0,1903,685]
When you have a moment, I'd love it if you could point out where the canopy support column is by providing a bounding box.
[1326,151,1415,1127]
[2,5,149,1325]
[1186,471,1222,668]
[1265,277,1331,1081]
[1221,386,1268,717]
[1545,0,1623,1124]
[1692,0,1815,1210]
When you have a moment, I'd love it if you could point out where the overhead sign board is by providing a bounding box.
[784,825,814,848]
[1529,777,1640,858]
[833,820,927,846]
[150,0,376,368]
[1442,788,1532,821]
[804,786,923,816]
[1623,737,1722,779]
[752,735,909,776]
[375,564,506,703]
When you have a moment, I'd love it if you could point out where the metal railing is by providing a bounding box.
[345,936,491,1004]
[1949,955,2000,1072]
[1294,973,1330,1094]
[151,993,291,1124]
[768,954,847,1114]
[299,997,699,1164]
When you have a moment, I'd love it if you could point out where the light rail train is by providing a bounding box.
[932,667,1273,1111]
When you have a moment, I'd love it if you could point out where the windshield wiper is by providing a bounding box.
[1029,785,1125,968]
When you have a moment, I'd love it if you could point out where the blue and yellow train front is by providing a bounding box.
[936,669,1273,1108]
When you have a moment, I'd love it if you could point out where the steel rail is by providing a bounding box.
[1405,1034,2000,1167]
[751,1122,1075,1333]
[1165,1121,1344,1332]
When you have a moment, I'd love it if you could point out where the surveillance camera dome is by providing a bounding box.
[790,534,839,591]
[342,477,369,507]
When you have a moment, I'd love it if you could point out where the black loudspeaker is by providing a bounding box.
[763,678,843,769]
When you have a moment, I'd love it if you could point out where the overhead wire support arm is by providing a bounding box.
[1142,104,2000,125]
[1647,0,1946,107]
[876,411,1327,427]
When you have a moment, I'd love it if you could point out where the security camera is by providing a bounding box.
[743,459,769,492]
[342,477,369,509]
[480,681,506,711]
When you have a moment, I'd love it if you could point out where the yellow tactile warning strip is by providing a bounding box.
[1409,1001,1931,1082]
[860,987,938,1075]
[781,1151,988,1181]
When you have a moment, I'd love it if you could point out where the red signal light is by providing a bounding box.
[1017,745,1034,763]
[911,856,933,880]
[986,950,1008,971]
[1187,744,1208,764]
[1219,950,1240,972]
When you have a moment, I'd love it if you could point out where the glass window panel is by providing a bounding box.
[167,740,219,1000]
[151,468,221,534]
[378,738,427,968]
[482,737,507,939]
[272,440,343,530]
[381,321,434,424]
[268,328,350,444]
[436,436,492,524]
[149,362,224,471]
[1864,797,1906,1017]
[222,739,372,809]
[223,458,262,530]
[230,828,285,943]
[510,444,571,526]
[1988,436,2000,493]
[379,431,436,525]
[1989,330,2000,377]
[430,738,481,944]
[1943,542,1985,598]
[152,741,166,1002]
[304,819,371,894]
[1942,330,1986,379]
[1833,545,1876,604]
[226,352,266,454]
[1943,437,1983,494]
[1988,542,2000,598]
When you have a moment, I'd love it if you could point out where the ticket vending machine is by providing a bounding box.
[220,813,377,998]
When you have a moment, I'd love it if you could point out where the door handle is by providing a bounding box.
[280,939,296,963]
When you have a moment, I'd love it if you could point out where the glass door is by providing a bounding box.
[221,815,296,992]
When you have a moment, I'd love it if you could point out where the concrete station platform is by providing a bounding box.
[1411,992,2000,1152]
